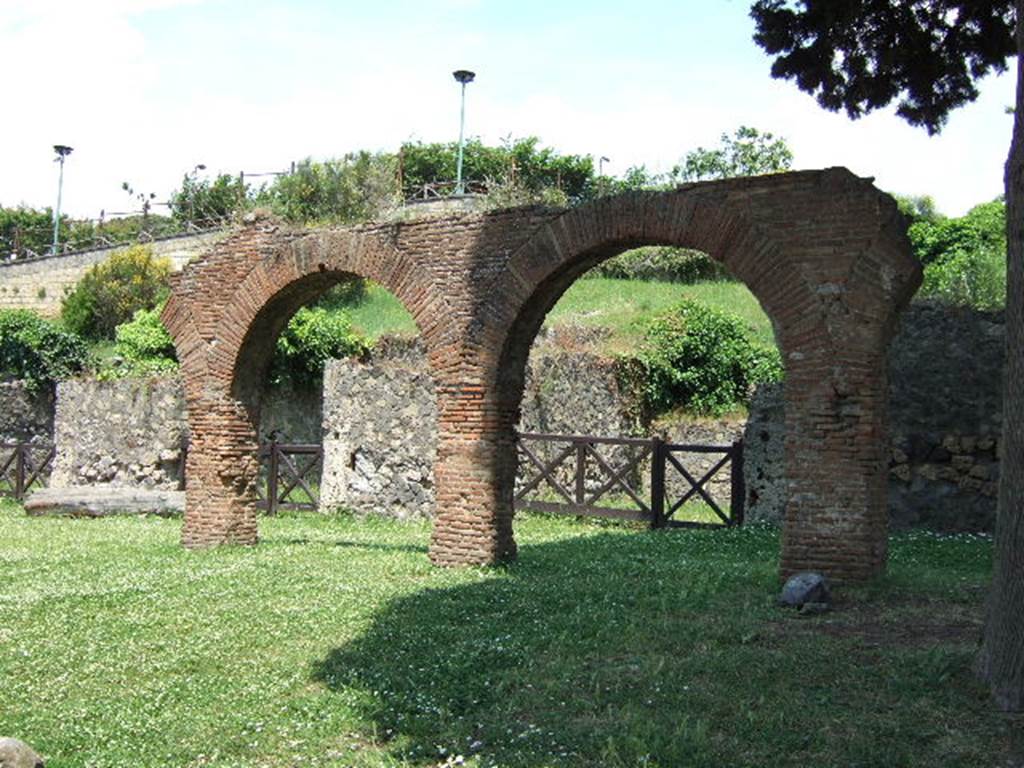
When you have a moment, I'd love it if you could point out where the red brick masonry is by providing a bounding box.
[163,169,920,581]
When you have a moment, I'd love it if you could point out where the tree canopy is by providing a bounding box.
[751,0,1016,133]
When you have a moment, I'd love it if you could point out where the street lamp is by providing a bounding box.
[452,69,475,195]
[599,156,610,176]
[51,144,73,254]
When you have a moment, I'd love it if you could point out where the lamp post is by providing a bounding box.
[452,69,475,195]
[599,156,610,176]
[51,145,73,254]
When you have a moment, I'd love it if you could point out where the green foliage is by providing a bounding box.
[258,151,399,223]
[893,194,941,224]
[401,136,595,204]
[0,205,63,258]
[61,245,172,341]
[594,246,728,283]
[910,199,1007,309]
[624,300,782,416]
[169,173,249,226]
[750,0,1015,134]
[921,241,1006,310]
[674,126,793,181]
[103,306,179,378]
[0,309,88,389]
[909,199,1006,267]
[311,276,368,310]
[270,306,370,385]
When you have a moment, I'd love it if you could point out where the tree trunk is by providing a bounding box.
[978,0,1024,713]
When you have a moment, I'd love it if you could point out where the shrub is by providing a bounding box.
[593,246,728,283]
[270,307,370,385]
[0,309,89,389]
[61,245,172,340]
[920,242,1006,310]
[622,300,782,417]
[102,306,179,378]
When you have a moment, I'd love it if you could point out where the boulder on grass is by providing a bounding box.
[779,571,831,608]
[0,737,44,768]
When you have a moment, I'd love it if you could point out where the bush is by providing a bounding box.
[61,245,172,340]
[622,300,782,416]
[270,307,370,385]
[593,247,728,283]
[920,242,1005,310]
[100,306,179,378]
[0,309,89,389]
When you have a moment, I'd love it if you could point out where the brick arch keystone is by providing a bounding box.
[165,169,920,582]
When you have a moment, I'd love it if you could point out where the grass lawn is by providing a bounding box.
[0,499,1013,767]
[347,278,774,350]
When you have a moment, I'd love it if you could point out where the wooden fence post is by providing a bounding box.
[267,439,279,516]
[650,437,665,529]
[730,439,745,527]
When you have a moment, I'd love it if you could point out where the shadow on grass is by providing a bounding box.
[311,527,796,767]
[310,526,1003,767]
[270,537,428,554]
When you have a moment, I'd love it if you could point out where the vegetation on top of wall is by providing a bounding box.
[269,306,371,387]
[592,246,729,284]
[0,309,89,390]
[904,198,1007,310]
[61,245,172,341]
[97,306,179,380]
[620,299,782,417]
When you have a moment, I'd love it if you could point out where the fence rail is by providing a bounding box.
[256,441,323,515]
[515,433,744,528]
[0,443,56,500]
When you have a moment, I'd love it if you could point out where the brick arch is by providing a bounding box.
[164,224,451,548]
[430,169,921,581]
[166,168,920,582]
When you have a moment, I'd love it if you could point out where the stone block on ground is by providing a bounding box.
[23,487,184,517]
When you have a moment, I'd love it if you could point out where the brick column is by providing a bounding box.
[779,345,890,581]
[429,385,518,565]
[180,396,261,548]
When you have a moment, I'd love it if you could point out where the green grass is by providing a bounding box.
[0,499,1011,768]
[345,283,418,341]
[544,277,775,349]
[345,278,774,350]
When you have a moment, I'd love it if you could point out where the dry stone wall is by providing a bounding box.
[48,376,320,490]
[0,381,54,442]
[744,301,1006,531]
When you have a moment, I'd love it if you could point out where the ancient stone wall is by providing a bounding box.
[0,381,54,442]
[0,230,227,316]
[48,376,320,490]
[744,301,1006,531]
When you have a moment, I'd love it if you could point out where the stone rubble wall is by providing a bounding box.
[746,301,1005,531]
[0,381,54,443]
[0,230,227,317]
[48,377,320,490]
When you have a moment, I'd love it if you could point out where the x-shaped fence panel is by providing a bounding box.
[515,432,744,528]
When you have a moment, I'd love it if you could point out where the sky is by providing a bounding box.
[0,0,1015,220]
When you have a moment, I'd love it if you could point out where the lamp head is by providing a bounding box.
[452,69,475,84]
[53,145,73,158]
